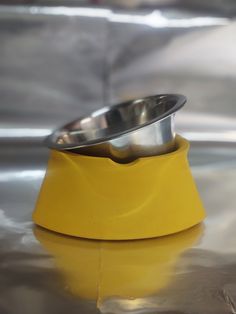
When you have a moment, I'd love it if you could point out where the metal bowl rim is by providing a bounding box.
[46,93,186,150]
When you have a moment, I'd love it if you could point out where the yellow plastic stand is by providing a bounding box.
[33,136,205,240]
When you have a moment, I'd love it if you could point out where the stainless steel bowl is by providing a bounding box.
[46,94,186,163]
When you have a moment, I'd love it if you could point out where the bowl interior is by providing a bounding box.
[49,94,185,148]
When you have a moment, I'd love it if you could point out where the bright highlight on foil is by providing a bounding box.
[0,6,229,28]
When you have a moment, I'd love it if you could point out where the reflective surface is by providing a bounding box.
[1,1,236,313]
[0,3,236,138]
[1,142,236,313]
[46,94,185,162]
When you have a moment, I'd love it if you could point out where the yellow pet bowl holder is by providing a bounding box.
[33,135,205,240]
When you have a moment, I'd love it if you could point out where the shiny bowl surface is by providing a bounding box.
[46,94,186,162]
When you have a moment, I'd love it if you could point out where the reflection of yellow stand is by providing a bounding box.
[35,224,203,301]
[33,136,205,240]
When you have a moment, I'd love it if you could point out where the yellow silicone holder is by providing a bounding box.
[33,135,205,240]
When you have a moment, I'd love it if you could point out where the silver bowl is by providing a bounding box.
[46,94,186,163]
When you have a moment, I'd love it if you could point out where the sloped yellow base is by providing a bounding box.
[33,136,205,240]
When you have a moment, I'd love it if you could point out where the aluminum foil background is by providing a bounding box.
[0,1,236,313]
